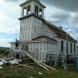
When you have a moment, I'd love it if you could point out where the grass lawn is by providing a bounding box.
[0,62,78,78]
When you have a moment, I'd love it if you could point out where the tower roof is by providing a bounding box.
[20,0,46,8]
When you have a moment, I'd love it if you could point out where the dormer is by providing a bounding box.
[20,0,46,18]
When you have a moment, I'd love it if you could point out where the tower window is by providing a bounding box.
[35,5,38,15]
[24,7,27,16]
[39,8,42,17]
[27,5,31,14]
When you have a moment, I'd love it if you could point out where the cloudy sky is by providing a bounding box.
[0,0,78,47]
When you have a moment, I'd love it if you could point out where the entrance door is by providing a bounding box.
[21,43,28,51]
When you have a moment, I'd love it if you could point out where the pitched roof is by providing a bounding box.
[44,21,76,43]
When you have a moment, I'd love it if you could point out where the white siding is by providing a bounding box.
[20,16,33,41]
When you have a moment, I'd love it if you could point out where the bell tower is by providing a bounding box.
[19,0,46,41]
[20,0,46,18]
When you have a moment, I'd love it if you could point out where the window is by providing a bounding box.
[39,8,42,17]
[61,41,64,52]
[23,7,27,16]
[35,5,38,15]
[70,43,72,53]
[74,44,75,53]
[66,42,68,54]
[27,5,31,14]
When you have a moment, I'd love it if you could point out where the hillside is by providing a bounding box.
[0,47,10,50]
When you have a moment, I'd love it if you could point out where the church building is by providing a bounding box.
[10,0,77,62]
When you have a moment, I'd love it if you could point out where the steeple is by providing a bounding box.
[20,0,46,18]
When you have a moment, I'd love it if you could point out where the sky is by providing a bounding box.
[0,0,78,47]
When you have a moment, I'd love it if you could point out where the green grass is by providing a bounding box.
[0,54,4,58]
[0,63,78,78]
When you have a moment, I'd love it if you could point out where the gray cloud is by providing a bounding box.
[51,13,78,24]
[69,15,78,23]
[41,0,78,12]
[52,14,70,20]
[65,28,75,34]
[4,0,78,12]
[50,13,70,23]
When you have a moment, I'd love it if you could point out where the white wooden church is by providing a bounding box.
[10,0,77,62]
